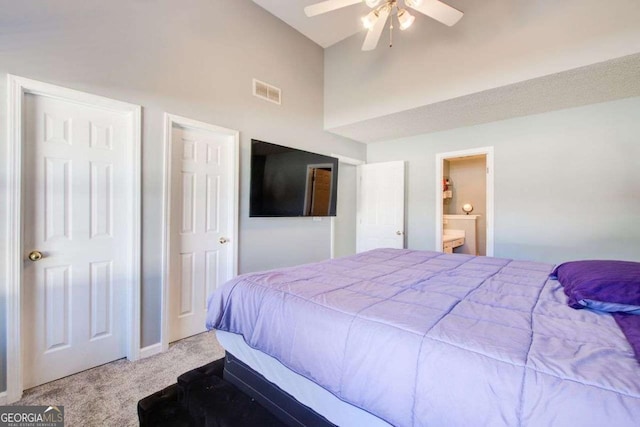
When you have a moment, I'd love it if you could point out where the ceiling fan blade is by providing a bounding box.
[406,0,463,26]
[304,0,363,17]
[361,6,391,51]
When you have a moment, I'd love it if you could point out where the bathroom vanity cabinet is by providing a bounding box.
[443,215,479,255]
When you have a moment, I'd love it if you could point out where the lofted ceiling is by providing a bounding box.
[328,53,640,143]
[253,0,467,48]
[253,0,371,48]
[252,1,640,143]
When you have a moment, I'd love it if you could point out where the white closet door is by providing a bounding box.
[169,126,233,342]
[22,93,129,388]
[356,161,405,252]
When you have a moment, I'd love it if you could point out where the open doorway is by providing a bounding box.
[304,164,334,216]
[435,147,494,256]
[330,154,365,259]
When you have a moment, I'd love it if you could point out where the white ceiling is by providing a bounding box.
[252,0,366,48]
[327,53,640,143]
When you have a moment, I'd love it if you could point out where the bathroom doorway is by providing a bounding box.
[435,147,494,256]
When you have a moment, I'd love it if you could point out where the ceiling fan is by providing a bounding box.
[304,0,463,51]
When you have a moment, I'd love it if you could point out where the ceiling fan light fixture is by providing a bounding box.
[404,0,423,8]
[397,8,415,30]
[361,9,379,29]
[303,0,463,51]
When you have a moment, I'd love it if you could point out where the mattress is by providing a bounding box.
[217,330,391,427]
[207,249,640,426]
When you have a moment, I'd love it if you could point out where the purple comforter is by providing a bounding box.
[206,249,640,426]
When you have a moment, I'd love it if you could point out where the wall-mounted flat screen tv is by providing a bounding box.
[250,140,339,217]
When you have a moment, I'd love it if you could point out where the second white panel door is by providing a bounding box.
[169,126,232,342]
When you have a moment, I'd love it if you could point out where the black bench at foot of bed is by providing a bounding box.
[137,353,335,427]
[137,357,282,426]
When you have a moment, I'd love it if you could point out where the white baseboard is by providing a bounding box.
[139,343,164,359]
[0,391,7,405]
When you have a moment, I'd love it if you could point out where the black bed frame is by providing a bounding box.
[223,352,336,427]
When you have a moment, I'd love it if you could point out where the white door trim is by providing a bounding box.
[5,75,142,403]
[331,154,366,166]
[435,146,494,256]
[330,154,365,259]
[160,113,239,352]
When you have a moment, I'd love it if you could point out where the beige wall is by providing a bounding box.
[446,157,487,256]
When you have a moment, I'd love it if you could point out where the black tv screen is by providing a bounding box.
[250,140,339,217]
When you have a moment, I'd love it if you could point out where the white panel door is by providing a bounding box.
[356,161,405,252]
[169,127,232,342]
[22,94,129,389]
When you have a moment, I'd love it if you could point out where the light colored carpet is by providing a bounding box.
[13,331,225,426]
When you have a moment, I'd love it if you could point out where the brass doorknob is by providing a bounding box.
[219,237,229,244]
[28,251,43,262]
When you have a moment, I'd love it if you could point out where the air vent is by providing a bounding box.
[253,79,281,105]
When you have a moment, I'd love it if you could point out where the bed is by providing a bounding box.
[206,248,640,426]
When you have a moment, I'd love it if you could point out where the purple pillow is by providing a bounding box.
[550,260,640,314]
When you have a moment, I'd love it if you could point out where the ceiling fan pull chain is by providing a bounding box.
[389,9,394,48]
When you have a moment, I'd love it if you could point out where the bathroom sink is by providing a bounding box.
[443,229,465,243]
[443,229,465,253]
